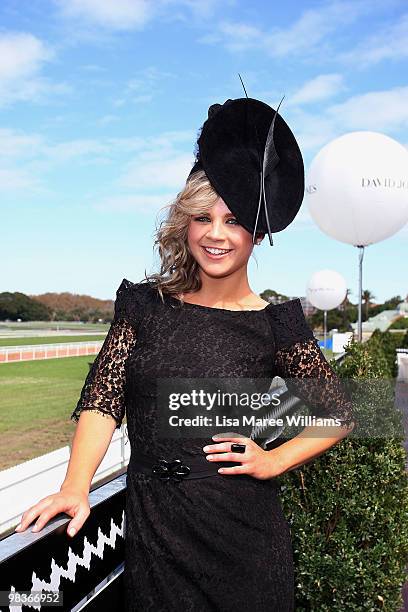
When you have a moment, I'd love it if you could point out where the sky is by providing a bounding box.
[1,0,407,305]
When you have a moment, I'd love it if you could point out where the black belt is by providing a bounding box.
[130,451,242,482]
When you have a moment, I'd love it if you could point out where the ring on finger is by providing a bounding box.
[231,443,246,453]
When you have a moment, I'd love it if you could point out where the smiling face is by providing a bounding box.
[187,196,263,277]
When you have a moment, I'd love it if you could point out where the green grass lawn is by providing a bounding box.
[0,356,100,470]
[0,335,107,347]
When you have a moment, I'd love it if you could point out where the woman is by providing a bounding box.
[15,97,355,611]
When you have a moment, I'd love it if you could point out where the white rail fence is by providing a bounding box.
[397,349,408,382]
[0,425,130,535]
[0,341,103,363]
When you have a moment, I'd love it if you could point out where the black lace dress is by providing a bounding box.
[71,279,354,612]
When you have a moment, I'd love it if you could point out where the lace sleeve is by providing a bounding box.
[275,338,355,429]
[268,299,355,430]
[70,279,140,429]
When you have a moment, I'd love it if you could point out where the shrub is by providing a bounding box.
[278,337,408,610]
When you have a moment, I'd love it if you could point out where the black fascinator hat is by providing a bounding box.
[187,94,304,246]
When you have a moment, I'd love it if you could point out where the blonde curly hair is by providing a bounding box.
[143,169,261,304]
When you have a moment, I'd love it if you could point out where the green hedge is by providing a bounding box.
[390,318,408,331]
[278,336,408,610]
[367,329,406,378]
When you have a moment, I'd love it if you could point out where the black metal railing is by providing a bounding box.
[0,471,127,611]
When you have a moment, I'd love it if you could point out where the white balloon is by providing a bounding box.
[306,131,408,246]
[306,270,347,310]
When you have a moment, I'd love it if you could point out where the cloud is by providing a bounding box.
[55,0,231,31]
[98,114,120,126]
[113,66,175,107]
[204,21,260,51]
[0,128,44,158]
[46,139,113,162]
[262,1,368,57]
[290,109,339,154]
[0,138,76,197]
[0,128,115,164]
[170,0,234,19]
[0,127,194,163]
[0,168,42,192]
[289,74,346,105]
[93,193,174,212]
[327,86,408,131]
[80,63,106,72]
[118,153,194,191]
[0,32,69,107]
[55,0,154,30]
[283,85,408,156]
[0,126,195,203]
[199,0,391,59]
[90,130,196,210]
[340,12,408,68]
[0,32,55,106]
[0,32,52,80]
[112,129,195,191]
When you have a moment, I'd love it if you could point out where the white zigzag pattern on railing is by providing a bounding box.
[7,510,125,611]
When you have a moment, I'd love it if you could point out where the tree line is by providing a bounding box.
[0,290,114,323]
[1,288,406,328]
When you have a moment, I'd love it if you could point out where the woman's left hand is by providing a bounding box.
[202,435,284,480]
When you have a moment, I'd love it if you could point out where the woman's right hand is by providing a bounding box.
[14,486,91,538]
